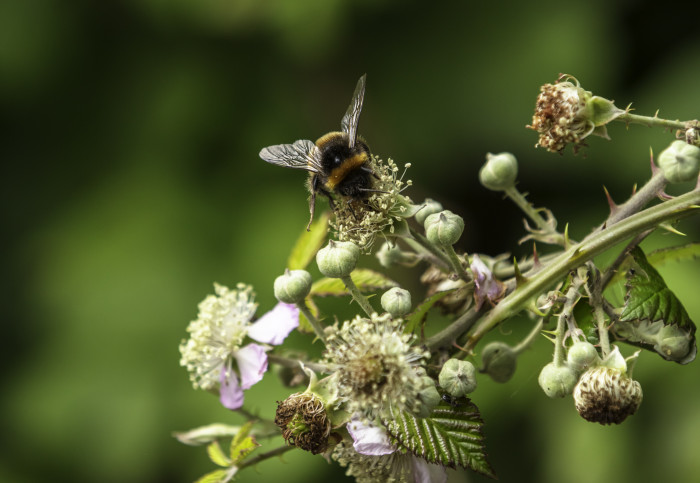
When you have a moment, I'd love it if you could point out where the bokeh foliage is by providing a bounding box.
[1,1,699,482]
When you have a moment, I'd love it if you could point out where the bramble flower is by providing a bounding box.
[331,417,447,483]
[323,313,430,419]
[526,74,623,154]
[573,346,642,425]
[179,283,299,410]
[331,156,417,251]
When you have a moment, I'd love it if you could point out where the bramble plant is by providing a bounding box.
[175,74,700,482]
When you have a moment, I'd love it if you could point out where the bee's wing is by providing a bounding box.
[259,139,322,173]
[340,74,366,149]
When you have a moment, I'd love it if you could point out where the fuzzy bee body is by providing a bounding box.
[259,75,373,230]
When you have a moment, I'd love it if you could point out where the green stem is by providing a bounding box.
[600,170,668,228]
[341,275,375,317]
[296,302,327,344]
[461,188,700,350]
[408,226,452,268]
[615,111,688,131]
[237,445,295,470]
[267,353,328,374]
[585,264,611,358]
[426,305,480,351]
[504,185,566,246]
[513,318,544,355]
[444,244,471,282]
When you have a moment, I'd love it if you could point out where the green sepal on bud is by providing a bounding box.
[316,240,360,278]
[415,198,444,225]
[480,341,517,383]
[657,140,700,183]
[479,152,518,191]
[381,287,412,317]
[538,362,578,398]
[274,269,313,304]
[424,210,464,247]
[439,359,477,397]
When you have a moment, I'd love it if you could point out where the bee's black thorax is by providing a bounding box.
[314,132,372,197]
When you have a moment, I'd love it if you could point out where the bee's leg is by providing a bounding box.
[307,176,319,231]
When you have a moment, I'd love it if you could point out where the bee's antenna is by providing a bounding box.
[359,188,390,194]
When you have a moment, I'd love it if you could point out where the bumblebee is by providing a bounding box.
[259,75,374,230]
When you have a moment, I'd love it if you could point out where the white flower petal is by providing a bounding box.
[219,365,244,410]
[411,456,447,483]
[248,302,299,345]
[347,416,395,456]
[234,343,268,390]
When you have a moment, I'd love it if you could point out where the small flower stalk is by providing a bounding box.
[527,74,624,153]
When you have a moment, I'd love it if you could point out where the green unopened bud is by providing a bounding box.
[316,240,360,278]
[480,341,517,383]
[567,341,600,373]
[380,287,412,317]
[654,325,693,362]
[538,362,578,398]
[416,376,441,418]
[658,140,700,183]
[274,269,313,304]
[415,198,444,225]
[424,210,464,247]
[479,152,518,191]
[376,242,409,268]
[439,359,477,397]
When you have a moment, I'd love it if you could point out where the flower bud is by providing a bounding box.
[439,359,477,397]
[424,211,464,247]
[415,198,444,225]
[415,376,441,418]
[654,324,693,362]
[657,140,700,183]
[274,269,313,304]
[316,240,360,278]
[566,341,600,373]
[376,242,403,268]
[480,341,517,383]
[479,152,518,191]
[573,366,642,425]
[538,362,578,398]
[380,287,412,317]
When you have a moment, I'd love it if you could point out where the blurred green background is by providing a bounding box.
[2,1,699,482]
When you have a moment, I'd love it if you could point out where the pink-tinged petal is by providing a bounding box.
[470,254,506,310]
[234,343,268,390]
[219,364,244,410]
[411,456,447,483]
[347,416,395,456]
[248,302,299,345]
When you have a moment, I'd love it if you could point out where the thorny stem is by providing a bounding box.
[599,230,653,290]
[553,270,586,366]
[444,244,471,282]
[615,111,689,131]
[600,170,668,228]
[425,305,480,351]
[341,275,375,317]
[296,302,327,345]
[237,445,295,470]
[504,185,566,246]
[460,188,700,351]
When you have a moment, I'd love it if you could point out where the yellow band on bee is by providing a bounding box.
[326,153,369,189]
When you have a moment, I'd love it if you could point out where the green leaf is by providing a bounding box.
[206,441,231,467]
[195,469,233,483]
[229,436,259,465]
[404,290,455,334]
[384,400,496,479]
[173,423,242,446]
[310,269,397,296]
[620,247,695,330]
[614,246,696,363]
[607,242,700,287]
[287,212,330,270]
